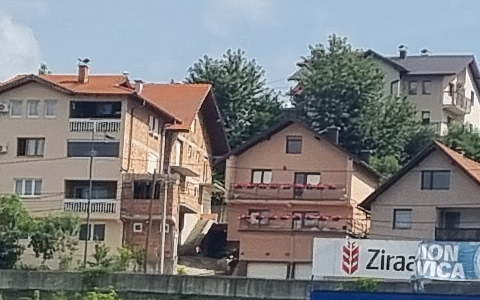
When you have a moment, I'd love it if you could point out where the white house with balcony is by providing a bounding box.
[366,47,480,135]
[0,63,177,265]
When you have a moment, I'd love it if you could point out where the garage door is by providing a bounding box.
[246,262,288,279]
[294,263,312,280]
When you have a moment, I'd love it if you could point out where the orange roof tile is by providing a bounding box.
[434,141,480,183]
[40,75,133,94]
[141,83,212,130]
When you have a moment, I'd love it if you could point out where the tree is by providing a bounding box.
[293,34,433,174]
[187,49,283,149]
[441,122,480,161]
[0,195,32,269]
[38,63,52,75]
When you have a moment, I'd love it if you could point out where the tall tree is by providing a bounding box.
[187,49,282,149]
[293,34,432,175]
[442,122,480,161]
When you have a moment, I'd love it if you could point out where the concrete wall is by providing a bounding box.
[370,148,480,240]
[463,67,480,128]
[1,271,480,299]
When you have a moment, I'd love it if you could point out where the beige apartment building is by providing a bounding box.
[0,63,228,271]
[224,119,380,279]
[362,141,480,242]
[367,47,480,135]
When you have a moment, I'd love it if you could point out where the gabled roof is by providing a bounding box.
[224,118,382,179]
[361,141,480,210]
[389,55,476,76]
[364,50,408,72]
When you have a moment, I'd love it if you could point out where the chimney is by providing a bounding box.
[359,150,373,163]
[398,44,408,59]
[78,64,89,83]
[325,126,340,145]
[134,79,144,94]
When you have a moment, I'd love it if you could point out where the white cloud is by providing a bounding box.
[0,13,41,80]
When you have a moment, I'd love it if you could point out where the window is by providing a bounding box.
[133,180,161,199]
[191,119,196,133]
[187,145,193,158]
[444,212,461,229]
[10,100,22,117]
[422,81,432,95]
[447,116,453,125]
[249,210,269,225]
[159,223,170,233]
[195,151,200,162]
[292,212,319,229]
[393,209,412,229]
[390,80,400,96]
[149,116,161,134]
[408,81,418,95]
[44,100,57,117]
[471,91,475,107]
[70,101,121,119]
[17,138,45,157]
[448,83,455,96]
[15,179,42,196]
[294,172,321,197]
[67,140,119,157]
[202,160,208,183]
[147,153,158,174]
[173,140,183,165]
[286,136,302,154]
[79,224,105,241]
[65,180,117,199]
[27,100,40,117]
[133,223,143,232]
[251,170,273,184]
[421,111,431,125]
[421,170,450,190]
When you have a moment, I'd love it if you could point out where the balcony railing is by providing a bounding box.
[64,199,117,214]
[435,228,480,242]
[443,91,472,115]
[69,119,121,133]
[229,183,346,201]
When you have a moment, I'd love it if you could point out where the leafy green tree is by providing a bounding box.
[442,122,480,161]
[187,49,283,149]
[0,195,32,269]
[293,34,433,174]
[88,243,113,269]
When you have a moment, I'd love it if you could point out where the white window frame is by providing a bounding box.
[147,152,158,174]
[18,138,45,157]
[10,100,22,118]
[44,100,57,118]
[133,223,143,232]
[159,223,170,233]
[79,223,106,241]
[393,209,413,229]
[14,179,42,197]
[27,100,40,118]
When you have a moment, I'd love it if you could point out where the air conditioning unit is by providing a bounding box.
[0,144,7,153]
[0,103,8,113]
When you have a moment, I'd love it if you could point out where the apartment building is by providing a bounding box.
[362,141,480,242]
[224,119,380,279]
[367,47,480,135]
[0,63,228,272]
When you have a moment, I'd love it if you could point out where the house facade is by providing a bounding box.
[224,120,380,279]
[0,63,228,272]
[362,141,480,242]
[368,47,480,135]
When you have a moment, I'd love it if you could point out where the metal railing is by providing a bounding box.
[64,199,117,214]
[435,227,480,242]
[69,119,121,133]
[443,91,472,114]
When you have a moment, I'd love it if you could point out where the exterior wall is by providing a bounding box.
[463,67,480,128]
[404,74,445,124]
[372,59,402,97]
[350,165,377,205]
[370,149,480,241]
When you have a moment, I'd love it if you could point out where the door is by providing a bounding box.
[246,262,288,279]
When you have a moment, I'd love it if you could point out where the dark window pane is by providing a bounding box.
[133,181,161,199]
[445,212,460,229]
[67,141,119,157]
[66,180,117,199]
[432,171,450,189]
[394,209,412,229]
[70,101,121,119]
[79,224,89,241]
[93,224,105,241]
[422,171,432,189]
[409,81,418,95]
[286,136,302,154]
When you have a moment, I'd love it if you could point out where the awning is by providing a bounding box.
[171,165,199,177]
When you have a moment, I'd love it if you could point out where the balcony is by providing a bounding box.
[443,91,472,115]
[436,228,480,242]
[69,119,121,133]
[229,183,346,201]
[64,199,119,219]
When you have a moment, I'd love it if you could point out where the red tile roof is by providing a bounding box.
[434,141,480,184]
[40,75,134,94]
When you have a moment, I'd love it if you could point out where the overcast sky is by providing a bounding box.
[1,0,480,93]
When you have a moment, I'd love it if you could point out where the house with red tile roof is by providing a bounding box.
[0,63,228,273]
[361,141,480,242]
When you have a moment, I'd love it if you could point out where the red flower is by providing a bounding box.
[269,184,278,189]
[246,183,255,189]
[282,184,292,189]
[258,184,267,189]
[234,184,243,189]
[331,216,341,221]
[319,216,329,221]
[328,184,337,190]
[306,184,314,190]
[316,184,325,190]
[269,215,278,220]
[280,214,291,220]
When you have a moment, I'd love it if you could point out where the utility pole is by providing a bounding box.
[83,128,96,267]
[144,169,157,273]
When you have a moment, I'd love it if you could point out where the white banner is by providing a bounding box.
[312,238,420,279]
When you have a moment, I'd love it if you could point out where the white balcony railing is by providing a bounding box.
[64,199,117,214]
[69,119,121,133]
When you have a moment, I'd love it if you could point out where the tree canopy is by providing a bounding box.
[187,49,283,149]
[441,122,480,161]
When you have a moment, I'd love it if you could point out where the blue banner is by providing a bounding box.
[311,290,480,300]
[415,241,480,281]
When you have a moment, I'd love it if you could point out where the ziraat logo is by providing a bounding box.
[342,241,359,275]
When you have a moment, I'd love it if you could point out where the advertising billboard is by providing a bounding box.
[311,290,480,300]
